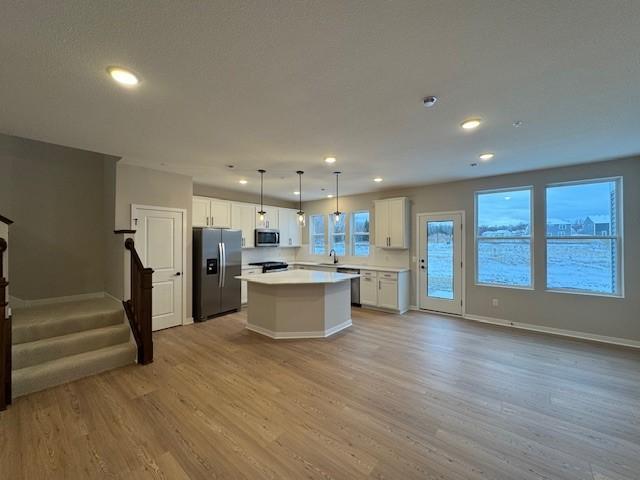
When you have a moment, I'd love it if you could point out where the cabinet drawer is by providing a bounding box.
[379,272,397,280]
[360,270,377,278]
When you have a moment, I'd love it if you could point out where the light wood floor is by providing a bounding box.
[1,308,639,479]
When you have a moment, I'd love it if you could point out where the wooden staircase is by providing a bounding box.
[11,297,137,398]
[0,222,154,409]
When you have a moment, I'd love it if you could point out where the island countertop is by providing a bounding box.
[236,269,359,285]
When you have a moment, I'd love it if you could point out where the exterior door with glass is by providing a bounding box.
[418,213,463,314]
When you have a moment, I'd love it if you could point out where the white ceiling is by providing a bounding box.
[2,1,639,200]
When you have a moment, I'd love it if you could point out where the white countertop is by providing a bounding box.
[236,270,360,285]
[292,261,410,273]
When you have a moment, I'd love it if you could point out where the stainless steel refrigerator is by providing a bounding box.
[193,228,242,321]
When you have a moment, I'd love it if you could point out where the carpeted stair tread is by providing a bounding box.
[12,342,137,399]
[12,297,124,344]
[12,324,131,370]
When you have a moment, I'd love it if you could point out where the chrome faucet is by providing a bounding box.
[329,249,339,264]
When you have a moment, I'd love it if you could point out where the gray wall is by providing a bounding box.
[115,163,194,319]
[302,156,640,342]
[0,134,117,300]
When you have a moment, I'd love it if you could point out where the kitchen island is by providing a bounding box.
[235,270,359,339]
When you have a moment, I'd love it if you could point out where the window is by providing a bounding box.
[546,178,622,296]
[351,211,370,257]
[329,213,347,256]
[476,188,533,288]
[310,214,325,255]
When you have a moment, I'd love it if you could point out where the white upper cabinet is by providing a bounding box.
[374,197,410,249]
[231,203,256,248]
[255,206,279,230]
[192,196,212,227]
[278,208,301,247]
[192,197,231,228]
[210,199,231,228]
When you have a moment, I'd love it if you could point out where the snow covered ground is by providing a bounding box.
[426,240,615,295]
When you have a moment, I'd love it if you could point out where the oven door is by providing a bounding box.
[255,229,280,246]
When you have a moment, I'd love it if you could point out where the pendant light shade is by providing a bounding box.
[333,171,341,221]
[257,169,266,221]
[296,170,305,225]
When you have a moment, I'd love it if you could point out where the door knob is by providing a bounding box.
[175,272,182,276]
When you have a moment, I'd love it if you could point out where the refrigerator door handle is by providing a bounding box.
[221,242,226,287]
[218,242,223,288]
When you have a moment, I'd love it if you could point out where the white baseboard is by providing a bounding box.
[10,291,108,308]
[246,319,352,339]
[463,313,640,349]
[183,317,194,325]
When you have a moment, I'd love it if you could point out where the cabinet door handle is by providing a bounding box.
[206,217,209,226]
[378,280,381,290]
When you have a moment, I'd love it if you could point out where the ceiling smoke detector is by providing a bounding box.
[423,96,438,107]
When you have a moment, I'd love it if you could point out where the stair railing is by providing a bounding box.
[1,214,13,411]
[122,236,154,365]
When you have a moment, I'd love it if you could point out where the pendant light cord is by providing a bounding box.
[257,169,266,214]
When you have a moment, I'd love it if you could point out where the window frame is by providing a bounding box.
[474,186,535,290]
[350,210,371,257]
[329,213,348,256]
[309,214,326,255]
[544,177,624,298]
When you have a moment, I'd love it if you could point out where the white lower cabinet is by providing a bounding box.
[360,270,409,313]
[377,279,399,309]
[295,265,409,313]
[360,271,378,306]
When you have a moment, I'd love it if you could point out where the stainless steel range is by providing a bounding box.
[248,261,288,273]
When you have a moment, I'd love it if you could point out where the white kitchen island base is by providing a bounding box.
[236,270,359,339]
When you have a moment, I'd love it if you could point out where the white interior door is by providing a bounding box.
[418,213,463,315]
[132,206,184,331]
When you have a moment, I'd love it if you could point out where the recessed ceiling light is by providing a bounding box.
[238,179,248,185]
[461,118,482,130]
[293,191,300,195]
[327,194,334,198]
[324,156,337,164]
[373,177,383,183]
[513,120,524,128]
[107,67,139,86]
[479,153,495,161]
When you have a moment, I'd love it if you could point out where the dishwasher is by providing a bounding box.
[337,267,361,307]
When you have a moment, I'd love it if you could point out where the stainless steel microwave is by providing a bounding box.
[255,228,280,247]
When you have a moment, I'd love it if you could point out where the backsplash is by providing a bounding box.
[241,247,297,265]
[294,244,410,268]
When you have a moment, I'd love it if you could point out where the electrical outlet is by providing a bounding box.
[492,298,499,307]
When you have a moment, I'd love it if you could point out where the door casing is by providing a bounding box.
[415,210,466,315]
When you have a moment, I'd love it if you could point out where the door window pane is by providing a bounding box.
[427,221,454,299]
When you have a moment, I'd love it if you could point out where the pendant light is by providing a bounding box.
[257,169,266,221]
[296,170,305,225]
[333,171,342,222]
